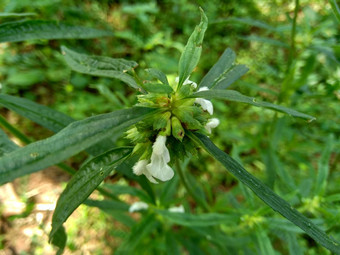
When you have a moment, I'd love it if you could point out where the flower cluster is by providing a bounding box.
[126,77,219,183]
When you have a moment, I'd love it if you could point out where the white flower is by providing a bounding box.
[168,205,185,213]
[129,201,149,213]
[175,76,197,88]
[195,86,213,115]
[146,135,174,182]
[133,159,158,184]
[205,118,220,134]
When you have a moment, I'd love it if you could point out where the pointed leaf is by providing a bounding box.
[178,8,208,88]
[315,134,334,195]
[145,68,169,85]
[0,107,157,185]
[0,13,36,17]
[61,46,139,89]
[156,210,237,227]
[191,89,316,120]
[199,48,248,89]
[0,94,116,156]
[143,83,173,93]
[330,0,340,23]
[191,133,340,254]
[50,226,67,255]
[0,20,113,43]
[0,128,19,156]
[50,147,131,238]
[0,94,74,133]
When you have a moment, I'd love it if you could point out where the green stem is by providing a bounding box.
[287,0,299,70]
[175,159,211,212]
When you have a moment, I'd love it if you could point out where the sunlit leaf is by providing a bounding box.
[0,20,113,43]
[61,46,139,89]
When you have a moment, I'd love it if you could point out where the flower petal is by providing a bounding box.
[205,118,220,134]
[133,159,149,176]
[195,98,213,115]
[129,201,149,213]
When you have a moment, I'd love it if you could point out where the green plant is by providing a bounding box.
[0,6,339,255]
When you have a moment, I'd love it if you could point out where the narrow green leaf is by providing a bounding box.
[143,83,173,93]
[0,94,74,133]
[178,8,208,88]
[256,227,276,255]
[192,133,340,254]
[239,35,290,48]
[0,13,36,17]
[50,147,131,239]
[116,214,159,255]
[315,134,334,195]
[199,48,248,89]
[0,20,113,43]
[0,94,117,156]
[156,210,237,227]
[102,183,151,203]
[330,0,340,23]
[61,46,139,89]
[212,65,249,89]
[0,107,157,185]
[84,199,129,211]
[191,89,316,120]
[145,68,170,85]
[0,128,19,156]
[50,226,67,255]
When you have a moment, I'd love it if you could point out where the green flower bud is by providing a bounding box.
[153,111,171,130]
[159,118,171,136]
[171,116,185,141]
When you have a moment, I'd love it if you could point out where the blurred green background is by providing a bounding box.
[0,0,339,254]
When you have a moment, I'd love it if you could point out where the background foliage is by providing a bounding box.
[0,0,339,254]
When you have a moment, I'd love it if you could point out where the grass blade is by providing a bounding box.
[0,20,113,43]
[190,132,340,254]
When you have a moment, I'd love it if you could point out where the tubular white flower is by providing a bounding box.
[205,118,220,134]
[195,86,213,115]
[146,135,174,182]
[168,205,185,213]
[129,201,149,213]
[175,76,197,88]
[133,159,158,184]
